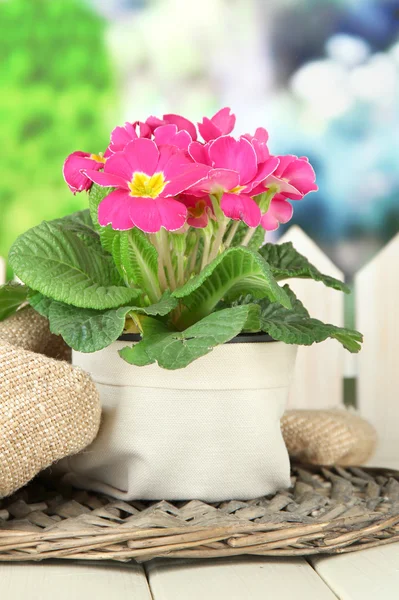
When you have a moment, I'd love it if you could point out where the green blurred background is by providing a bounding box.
[0,0,115,262]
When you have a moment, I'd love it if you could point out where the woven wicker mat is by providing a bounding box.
[1,464,399,563]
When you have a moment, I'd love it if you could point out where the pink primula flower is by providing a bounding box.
[146,114,198,141]
[108,121,151,154]
[263,155,318,200]
[83,138,209,233]
[242,127,270,164]
[261,197,294,231]
[179,194,214,229]
[198,107,236,142]
[153,124,192,151]
[189,136,279,228]
[63,151,106,194]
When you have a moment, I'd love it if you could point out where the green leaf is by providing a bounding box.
[51,210,101,250]
[133,291,178,316]
[9,221,140,310]
[113,229,162,303]
[53,209,94,229]
[259,242,350,293]
[255,286,362,353]
[45,292,178,353]
[173,247,291,328]
[120,305,259,370]
[88,183,117,253]
[48,303,130,353]
[0,282,28,321]
[28,291,53,318]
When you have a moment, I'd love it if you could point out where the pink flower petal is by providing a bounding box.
[179,194,213,228]
[83,169,128,189]
[187,212,209,228]
[154,124,178,143]
[104,151,136,183]
[282,158,318,195]
[155,145,210,196]
[245,156,280,191]
[274,155,296,178]
[163,113,198,141]
[263,175,303,200]
[98,189,134,230]
[123,138,160,176]
[198,117,221,143]
[128,197,162,233]
[198,107,236,142]
[260,198,293,231]
[109,122,138,153]
[254,127,269,144]
[190,168,240,195]
[155,197,188,231]
[209,136,257,184]
[154,124,191,150]
[188,141,211,165]
[242,128,271,164]
[163,163,211,197]
[145,115,165,132]
[172,129,192,150]
[211,107,236,134]
[129,197,187,233]
[221,192,261,228]
[135,120,152,138]
[63,151,101,194]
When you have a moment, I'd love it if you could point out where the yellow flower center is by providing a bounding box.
[229,185,246,194]
[90,153,106,164]
[187,200,207,218]
[128,172,166,198]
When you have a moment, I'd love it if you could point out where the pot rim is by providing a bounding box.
[118,332,276,344]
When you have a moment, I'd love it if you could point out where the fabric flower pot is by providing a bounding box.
[61,336,297,502]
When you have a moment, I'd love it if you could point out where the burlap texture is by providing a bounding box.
[281,409,377,466]
[0,309,101,498]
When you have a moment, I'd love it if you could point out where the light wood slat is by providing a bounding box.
[0,561,153,600]
[146,556,337,600]
[279,226,345,409]
[310,542,399,600]
[356,233,399,463]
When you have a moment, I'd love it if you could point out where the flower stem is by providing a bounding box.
[241,227,257,247]
[224,220,240,248]
[150,234,168,292]
[200,231,212,271]
[158,228,177,289]
[208,218,228,263]
[177,253,185,287]
[187,232,200,276]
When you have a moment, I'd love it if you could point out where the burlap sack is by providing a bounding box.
[281,409,377,466]
[0,309,101,498]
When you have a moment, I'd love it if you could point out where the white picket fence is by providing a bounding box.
[1,226,398,463]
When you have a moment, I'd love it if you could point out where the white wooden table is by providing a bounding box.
[1,544,399,600]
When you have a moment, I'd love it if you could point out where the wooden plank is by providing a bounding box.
[279,226,345,409]
[356,233,399,463]
[310,542,399,600]
[0,561,153,600]
[146,556,337,600]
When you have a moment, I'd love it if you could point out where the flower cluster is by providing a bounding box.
[63,108,317,234]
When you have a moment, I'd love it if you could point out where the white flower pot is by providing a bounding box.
[64,338,297,501]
